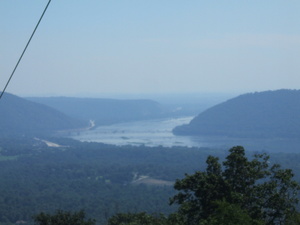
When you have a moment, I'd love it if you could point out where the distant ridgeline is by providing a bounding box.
[27,97,165,125]
[173,89,300,138]
[0,93,86,136]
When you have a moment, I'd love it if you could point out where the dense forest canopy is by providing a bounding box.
[0,137,300,224]
[29,145,300,225]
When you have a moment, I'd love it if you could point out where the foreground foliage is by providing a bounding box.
[107,212,168,225]
[106,146,300,225]
[170,146,300,224]
[33,210,95,225]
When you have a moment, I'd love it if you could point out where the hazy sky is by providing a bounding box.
[1,1,300,97]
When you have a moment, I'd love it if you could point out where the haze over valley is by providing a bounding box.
[1,89,300,224]
[1,89,300,153]
[1,1,300,224]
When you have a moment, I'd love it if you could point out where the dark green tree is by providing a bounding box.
[33,210,96,225]
[170,146,300,225]
[107,212,168,225]
[200,200,264,225]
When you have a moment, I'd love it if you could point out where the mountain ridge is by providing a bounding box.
[27,97,166,125]
[173,89,300,138]
[0,93,86,136]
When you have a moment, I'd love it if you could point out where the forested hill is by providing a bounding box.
[0,93,86,136]
[173,89,300,138]
[27,97,165,125]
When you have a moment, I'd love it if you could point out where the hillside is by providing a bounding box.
[27,97,165,125]
[173,89,300,138]
[0,93,86,136]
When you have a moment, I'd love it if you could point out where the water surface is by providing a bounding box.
[70,117,300,152]
[71,117,198,147]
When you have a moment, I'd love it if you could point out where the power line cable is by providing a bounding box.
[0,0,52,100]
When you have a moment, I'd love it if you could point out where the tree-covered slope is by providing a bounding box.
[27,97,165,125]
[173,89,300,138]
[0,93,86,136]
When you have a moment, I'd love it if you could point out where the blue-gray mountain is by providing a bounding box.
[173,89,300,138]
[0,93,86,136]
[27,97,165,125]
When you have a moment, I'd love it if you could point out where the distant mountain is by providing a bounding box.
[0,93,86,136]
[173,89,300,138]
[27,97,165,125]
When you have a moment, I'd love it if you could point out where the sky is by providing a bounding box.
[1,1,300,97]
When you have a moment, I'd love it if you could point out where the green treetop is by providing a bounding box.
[170,146,300,225]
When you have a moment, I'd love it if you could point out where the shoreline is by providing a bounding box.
[56,120,96,135]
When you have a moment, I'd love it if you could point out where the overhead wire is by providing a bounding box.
[0,0,52,100]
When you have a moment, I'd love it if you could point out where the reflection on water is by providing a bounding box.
[70,117,300,152]
[70,117,197,147]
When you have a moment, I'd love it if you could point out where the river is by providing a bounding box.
[70,116,300,152]
[70,117,198,147]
